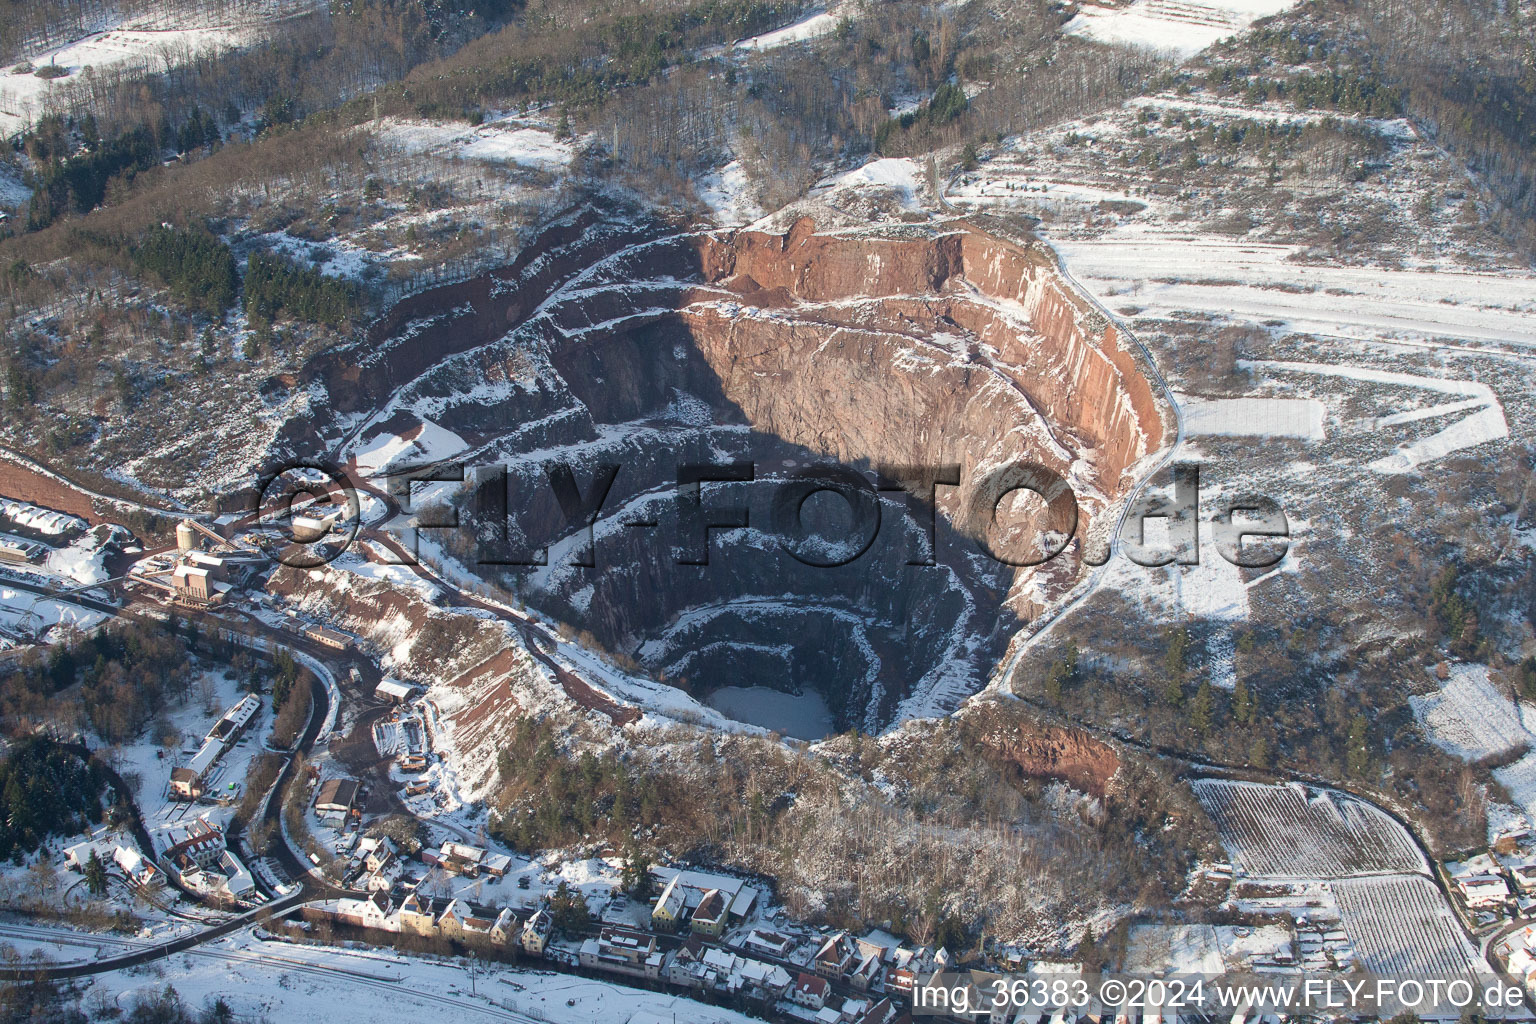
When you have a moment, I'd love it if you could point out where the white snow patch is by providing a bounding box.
[351,419,467,476]
[696,159,760,226]
[1180,396,1326,439]
[1065,0,1299,60]
[1410,663,1531,763]
[735,10,840,50]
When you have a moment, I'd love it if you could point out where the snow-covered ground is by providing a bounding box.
[1496,751,1536,824]
[0,164,29,209]
[815,157,926,210]
[1236,359,1510,474]
[1125,922,1292,974]
[81,925,766,1024]
[0,584,107,637]
[350,418,468,476]
[734,10,840,51]
[1057,232,1536,354]
[1065,0,1299,60]
[372,117,574,174]
[1180,396,1325,440]
[1411,663,1531,763]
[696,159,761,226]
[111,665,274,839]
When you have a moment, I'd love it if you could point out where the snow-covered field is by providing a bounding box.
[83,926,764,1024]
[1411,663,1531,763]
[1180,396,1325,440]
[1193,780,1427,878]
[1065,0,1299,59]
[1124,922,1292,974]
[1332,874,1486,976]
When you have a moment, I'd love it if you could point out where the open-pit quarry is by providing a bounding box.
[274,206,1170,743]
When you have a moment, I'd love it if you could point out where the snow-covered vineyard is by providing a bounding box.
[1195,778,1493,979]
[1193,780,1426,879]
[1332,874,1484,977]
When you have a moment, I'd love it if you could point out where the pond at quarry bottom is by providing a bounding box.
[706,686,836,741]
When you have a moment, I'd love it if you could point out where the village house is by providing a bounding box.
[1460,873,1512,908]
[64,836,117,871]
[650,869,758,932]
[521,908,553,955]
[438,841,484,877]
[443,900,515,945]
[689,888,729,938]
[431,841,512,879]
[791,972,831,1010]
[169,767,204,800]
[114,846,165,889]
[579,927,664,980]
[365,852,402,892]
[437,899,471,939]
[333,892,396,931]
[398,892,445,937]
[218,850,255,898]
[736,958,793,1002]
[743,928,795,959]
[651,875,686,930]
[358,836,397,873]
[665,937,714,988]
[849,951,883,991]
[1506,856,1536,892]
[855,997,896,1024]
[159,817,226,870]
[813,931,859,979]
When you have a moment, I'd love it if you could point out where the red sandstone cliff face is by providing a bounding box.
[679,220,1168,595]
[972,717,1122,797]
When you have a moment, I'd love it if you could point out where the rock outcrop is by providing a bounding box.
[972,717,1123,797]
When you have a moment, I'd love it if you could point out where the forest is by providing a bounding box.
[0,735,114,861]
